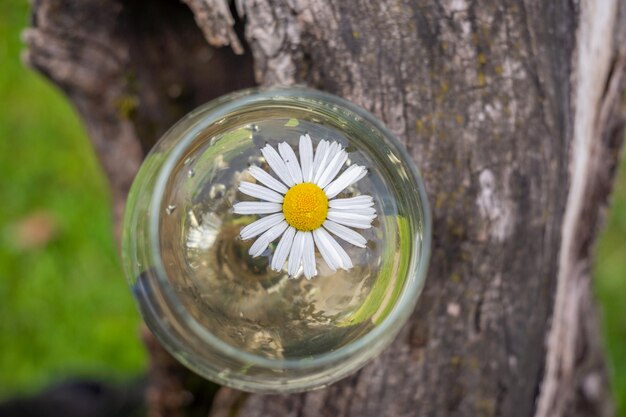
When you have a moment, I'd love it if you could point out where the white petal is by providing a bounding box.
[312,228,340,271]
[302,232,317,279]
[249,166,289,194]
[312,140,332,181]
[323,220,367,248]
[249,221,288,257]
[240,213,285,240]
[339,207,376,215]
[313,228,352,270]
[299,134,314,182]
[288,231,306,276]
[328,195,374,209]
[261,144,295,186]
[326,210,375,229]
[233,202,282,215]
[291,264,304,279]
[312,140,329,177]
[324,231,353,270]
[354,167,367,182]
[314,142,340,184]
[239,182,284,203]
[315,150,348,189]
[324,165,368,199]
[271,226,296,271]
[290,262,304,279]
[278,142,303,183]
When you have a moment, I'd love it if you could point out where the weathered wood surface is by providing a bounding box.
[24,0,626,416]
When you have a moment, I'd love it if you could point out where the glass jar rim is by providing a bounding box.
[147,87,432,370]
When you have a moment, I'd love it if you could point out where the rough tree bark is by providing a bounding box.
[24,0,626,416]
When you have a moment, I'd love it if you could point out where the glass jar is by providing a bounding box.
[122,87,431,393]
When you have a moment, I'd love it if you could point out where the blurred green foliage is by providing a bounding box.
[0,0,624,414]
[0,0,145,398]
[595,153,626,417]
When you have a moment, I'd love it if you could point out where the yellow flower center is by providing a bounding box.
[282,183,328,231]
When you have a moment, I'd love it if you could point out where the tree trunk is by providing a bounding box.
[24,0,626,416]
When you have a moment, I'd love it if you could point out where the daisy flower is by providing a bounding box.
[233,134,376,279]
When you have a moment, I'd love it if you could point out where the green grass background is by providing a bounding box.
[0,0,624,414]
[596,163,626,416]
[0,0,146,397]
